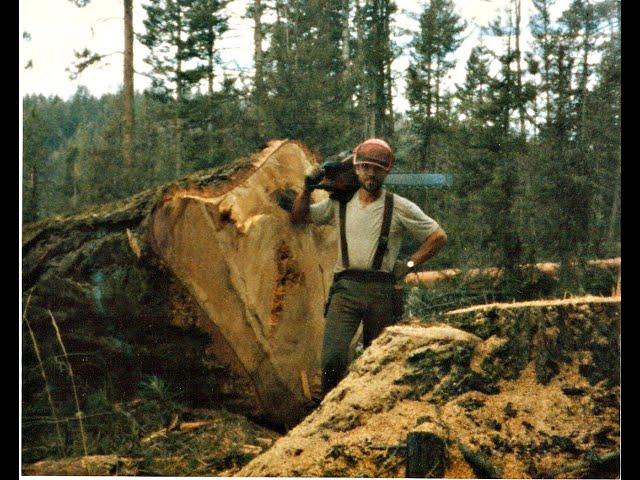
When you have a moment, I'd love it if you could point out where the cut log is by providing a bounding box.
[406,258,621,288]
[21,140,337,432]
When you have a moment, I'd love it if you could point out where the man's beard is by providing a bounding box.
[362,178,382,193]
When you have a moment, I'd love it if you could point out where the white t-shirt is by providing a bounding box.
[309,189,440,273]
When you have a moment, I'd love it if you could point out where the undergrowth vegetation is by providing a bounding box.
[402,263,618,321]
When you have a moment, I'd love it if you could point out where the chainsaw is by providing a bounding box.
[275,151,452,210]
[307,151,453,202]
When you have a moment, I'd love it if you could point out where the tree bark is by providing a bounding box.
[22,140,337,428]
[253,0,263,96]
[514,0,526,137]
[355,0,368,138]
[342,0,350,65]
[208,25,214,97]
[29,165,39,222]
[607,159,621,245]
[123,0,134,171]
[384,6,394,137]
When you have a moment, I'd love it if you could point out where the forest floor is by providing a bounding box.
[22,407,282,476]
[22,295,620,477]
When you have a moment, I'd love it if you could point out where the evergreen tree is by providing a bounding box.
[355,0,397,139]
[261,0,357,155]
[405,0,465,171]
[588,0,620,254]
[140,0,193,100]
[457,46,493,129]
[529,0,556,134]
[185,0,229,95]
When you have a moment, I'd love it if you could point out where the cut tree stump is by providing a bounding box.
[22,140,337,428]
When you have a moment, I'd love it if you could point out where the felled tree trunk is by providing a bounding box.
[406,258,621,289]
[22,140,337,429]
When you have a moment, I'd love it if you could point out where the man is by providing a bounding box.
[290,138,448,397]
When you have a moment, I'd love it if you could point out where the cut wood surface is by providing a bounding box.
[146,139,337,424]
[22,140,337,428]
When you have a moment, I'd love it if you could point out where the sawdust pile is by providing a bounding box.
[237,296,620,478]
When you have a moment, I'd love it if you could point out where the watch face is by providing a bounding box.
[407,261,415,268]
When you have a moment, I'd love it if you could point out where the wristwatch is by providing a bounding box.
[406,260,416,273]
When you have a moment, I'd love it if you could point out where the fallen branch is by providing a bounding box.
[179,420,222,433]
[543,449,620,478]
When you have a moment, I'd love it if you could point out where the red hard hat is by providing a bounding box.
[352,138,394,172]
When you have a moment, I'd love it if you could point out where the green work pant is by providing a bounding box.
[320,277,399,395]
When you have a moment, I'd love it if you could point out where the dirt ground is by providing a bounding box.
[22,296,620,478]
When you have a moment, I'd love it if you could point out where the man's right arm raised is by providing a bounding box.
[291,165,325,224]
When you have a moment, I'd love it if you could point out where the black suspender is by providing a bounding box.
[371,192,394,270]
[339,201,350,269]
[338,191,394,271]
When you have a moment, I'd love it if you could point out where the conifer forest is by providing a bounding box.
[21,0,621,475]
[23,0,620,272]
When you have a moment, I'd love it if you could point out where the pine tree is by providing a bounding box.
[529,0,554,136]
[456,45,492,131]
[355,0,397,139]
[405,0,465,171]
[185,0,229,95]
[260,0,357,155]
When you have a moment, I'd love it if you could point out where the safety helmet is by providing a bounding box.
[352,138,395,172]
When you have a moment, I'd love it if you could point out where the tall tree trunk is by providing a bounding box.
[208,26,214,97]
[435,58,441,116]
[607,158,620,245]
[72,171,78,210]
[29,165,38,222]
[540,0,552,126]
[426,61,432,118]
[355,0,367,138]
[123,0,134,172]
[253,0,266,138]
[386,53,394,137]
[175,8,184,178]
[514,0,525,136]
[253,0,263,96]
[342,0,350,65]
[577,22,592,144]
[383,0,393,137]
